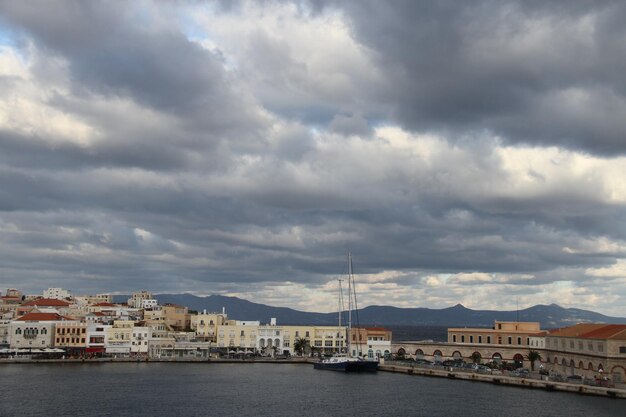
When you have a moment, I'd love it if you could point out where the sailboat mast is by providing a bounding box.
[347,252,352,357]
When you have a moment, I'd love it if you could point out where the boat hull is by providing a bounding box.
[313,360,379,372]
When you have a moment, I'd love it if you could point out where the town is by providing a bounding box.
[1,287,625,393]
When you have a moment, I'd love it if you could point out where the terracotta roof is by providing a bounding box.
[547,323,626,340]
[21,298,71,307]
[16,312,74,322]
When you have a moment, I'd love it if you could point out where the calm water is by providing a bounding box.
[0,363,623,417]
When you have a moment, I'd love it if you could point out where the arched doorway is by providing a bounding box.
[415,349,424,360]
[452,351,462,359]
[610,366,625,384]
[396,348,406,359]
[433,350,443,362]
[569,360,576,376]
[492,353,502,364]
[471,351,482,364]
[588,362,594,371]
[513,353,524,364]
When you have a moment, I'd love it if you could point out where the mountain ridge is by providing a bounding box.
[113,293,626,329]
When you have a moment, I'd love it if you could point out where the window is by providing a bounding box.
[478,336,482,343]
[487,336,491,344]
[619,346,626,354]
[507,337,512,344]
[461,335,465,343]
[305,331,310,337]
[598,344,604,353]
[16,328,21,335]
[578,341,583,350]
[452,335,457,343]
[517,337,521,345]
[314,340,322,347]
[570,340,574,349]
[42,328,47,335]
[588,342,593,351]
[325,340,333,347]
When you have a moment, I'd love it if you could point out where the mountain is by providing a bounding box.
[114,293,626,329]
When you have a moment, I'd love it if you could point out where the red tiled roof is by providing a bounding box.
[21,298,71,307]
[547,323,626,340]
[16,312,74,322]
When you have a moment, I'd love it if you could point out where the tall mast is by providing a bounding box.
[347,252,352,357]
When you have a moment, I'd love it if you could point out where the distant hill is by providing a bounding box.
[113,293,626,329]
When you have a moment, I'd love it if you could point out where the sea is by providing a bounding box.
[0,363,623,417]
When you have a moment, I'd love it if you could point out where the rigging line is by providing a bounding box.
[350,253,363,357]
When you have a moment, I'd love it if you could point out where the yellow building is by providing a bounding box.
[162,304,190,331]
[190,311,227,342]
[105,320,134,355]
[216,321,259,353]
[447,321,542,347]
[54,321,88,354]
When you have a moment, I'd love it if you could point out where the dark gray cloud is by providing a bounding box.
[315,0,626,155]
[0,1,625,314]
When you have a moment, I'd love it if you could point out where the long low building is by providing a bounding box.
[391,321,626,386]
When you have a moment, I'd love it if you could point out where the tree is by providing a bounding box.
[526,350,542,371]
[293,337,310,356]
[471,352,482,364]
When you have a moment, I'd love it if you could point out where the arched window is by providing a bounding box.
[578,361,584,369]
[16,328,22,335]
[553,357,558,364]
[376,350,381,359]
[588,362,594,371]
[452,351,462,359]
[492,353,502,363]
[274,338,280,347]
[259,338,265,348]
[41,328,47,335]
[513,353,524,363]
[415,349,424,359]
[561,358,567,366]
[368,349,374,359]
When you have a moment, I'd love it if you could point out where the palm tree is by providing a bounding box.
[526,350,542,371]
[293,337,310,356]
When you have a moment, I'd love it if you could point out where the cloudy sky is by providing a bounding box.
[1,1,625,316]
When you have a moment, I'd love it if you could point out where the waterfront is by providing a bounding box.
[0,363,623,417]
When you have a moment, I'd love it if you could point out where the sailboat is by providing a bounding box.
[313,253,379,372]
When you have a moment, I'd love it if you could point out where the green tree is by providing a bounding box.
[526,350,542,371]
[293,337,310,356]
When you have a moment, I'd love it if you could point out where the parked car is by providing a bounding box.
[491,369,503,375]
[566,375,583,383]
[512,369,530,378]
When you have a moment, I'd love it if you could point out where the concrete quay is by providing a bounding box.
[379,363,626,399]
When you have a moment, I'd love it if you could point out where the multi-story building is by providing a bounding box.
[447,321,543,347]
[86,323,110,356]
[74,294,113,305]
[350,327,392,359]
[54,321,88,355]
[162,304,190,331]
[131,326,152,355]
[141,299,158,309]
[127,291,153,308]
[217,322,260,353]
[0,320,10,347]
[43,288,72,300]
[190,310,227,342]
[105,320,134,356]
[542,323,626,383]
[9,312,74,349]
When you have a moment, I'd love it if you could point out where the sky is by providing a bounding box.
[0,0,625,316]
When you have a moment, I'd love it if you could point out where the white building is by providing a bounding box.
[9,312,74,349]
[131,326,152,354]
[141,299,158,309]
[43,288,72,300]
